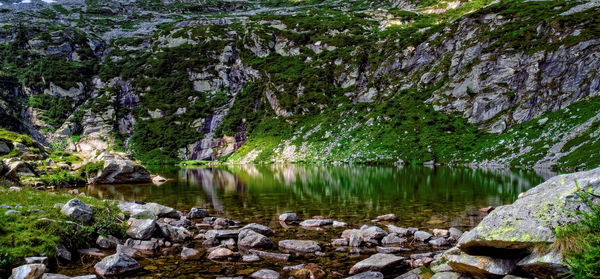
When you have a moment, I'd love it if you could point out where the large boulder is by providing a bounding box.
[349,253,407,275]
[88,153,151,184]
[60,198,93,223]
[94,253,141,277]
[458,168,600,256]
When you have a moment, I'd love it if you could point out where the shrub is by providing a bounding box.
[555,188,600,278]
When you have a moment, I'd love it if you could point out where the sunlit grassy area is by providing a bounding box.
[0,187,125,271]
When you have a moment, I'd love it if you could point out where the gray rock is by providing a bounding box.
[88,155,151,184]
[11,264,45,279]
[42,274,71,279]
[242,223,274,236]
[0,141,10,154]
[376,247,411,254]
[250,269,280,279]
[278,212,298,222]
[205,229,240,239]
[414,231,432,242]
[126,219,156,240]
[333,221,347,227]
[238,229,273,249]
[430,272,470,279]
[249,249,290,262]
[94,253,141,277]
[60,198,93,223]
[123,238,159,256]
[349,253,407,274]
[207,247,234,260]
[5,210,20,215]
[429,237,452,247]
[381,233,407,246]
[346,271,384,279]
[376,214,397,221]
[56,245,72,262]
[395,268,420,279]
[349,232,362,247]
[447,252,517,277]
[242,254,261,262]
[144,203,179,218]
[157,222,192,242]
[361,226,388,242]
[299,219,332,227]
[449,227,463,239]
[71,276,97,279]
[458,168,600,255]
[332,238,349,246]
[222,238,237,249]
[25,257,48,265]
[97,235,120,249]
[118,203,157,220]
[278,240,321,254]
[516,250,569,278]
[187,208,208,219]
[181,247,202,261]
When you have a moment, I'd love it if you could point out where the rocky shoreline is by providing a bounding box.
[5,167,599,279]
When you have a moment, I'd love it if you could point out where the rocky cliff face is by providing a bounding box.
[0,0,599,168]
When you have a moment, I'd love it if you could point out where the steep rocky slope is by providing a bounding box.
[0,0,599,168]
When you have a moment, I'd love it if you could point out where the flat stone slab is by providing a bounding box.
[349,253,407,275]
[447,252,517,277]
[278,240,321,254]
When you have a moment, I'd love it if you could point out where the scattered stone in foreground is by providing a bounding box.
[42,274,71,279]
[25,257,48,265]
[94,253,141,277]
[333,221,347,227]
[208,248,235,261]
[349,253,407,275]
[433,229,450,237]
[395,268,421,279]
[376,214,397,221]
[299,219,333,227]
[242,254,261,262]
[516,250,569,278]
[12,264,46,279]
[430,272,470,279]
[250,269,280,279]
[249,249,290,262]
[124,239,159,256]
[278,240,321,254]
[447,252,517,277]
[290,263,326,279]
[376,246,411,254]
[238,229,274,249]
[279,212,298,222]
[414,231,432,242]
[97,235,120,249]
[479,206,495,214]
[429,238,452,247]
[345,271,384,279]
[242,223,274,236]
[61,198,93,223]
[126,219,157,240]
[387,225,418,236]
[187,208,209,219]
[181,247,202,261]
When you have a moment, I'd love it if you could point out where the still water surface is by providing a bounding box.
[86,164,554,230]
[72,165,555,278]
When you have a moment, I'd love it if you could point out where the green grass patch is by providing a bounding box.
[0,187,126,271]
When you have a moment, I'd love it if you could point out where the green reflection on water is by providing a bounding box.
[85,165,553,230]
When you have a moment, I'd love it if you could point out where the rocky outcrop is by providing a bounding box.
[87,153,151,184]
[430,167,600,278]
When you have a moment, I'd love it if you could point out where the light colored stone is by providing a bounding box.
[94,253,141,277]
[349,253,407,274]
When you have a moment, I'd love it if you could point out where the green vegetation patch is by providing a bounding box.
[0,187,126,271]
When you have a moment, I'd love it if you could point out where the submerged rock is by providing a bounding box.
[94,253,141,277]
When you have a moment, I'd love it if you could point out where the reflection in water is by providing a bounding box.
[85,165,554,230]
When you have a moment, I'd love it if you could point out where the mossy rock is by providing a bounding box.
[458,167,600,256]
